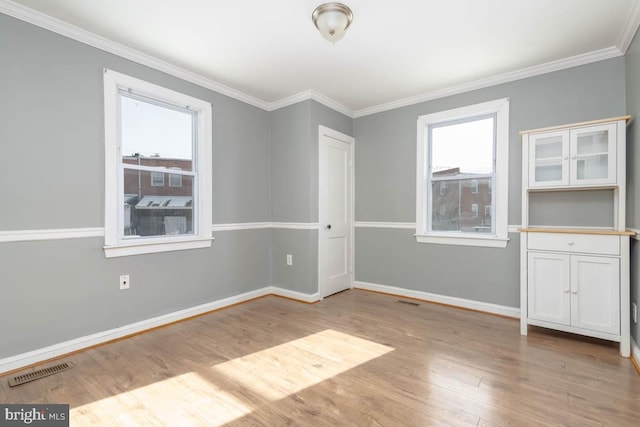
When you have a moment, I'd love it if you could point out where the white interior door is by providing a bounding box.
[319,126,353,298]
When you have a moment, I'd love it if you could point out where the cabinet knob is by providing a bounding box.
[571,155,577,160]
[563,156,568,160]
[563,288,570,293]
[568,241,575,246]
[571,289,578,294]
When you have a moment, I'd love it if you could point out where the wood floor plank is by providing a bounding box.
[2,289,640,426]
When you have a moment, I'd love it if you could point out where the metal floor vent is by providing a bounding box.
[396,300,420,307]
[8,362,74,387]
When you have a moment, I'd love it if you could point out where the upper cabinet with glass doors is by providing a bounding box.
[529,123,617,188]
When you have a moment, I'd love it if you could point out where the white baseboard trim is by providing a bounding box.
[632,337,640,366]
[0,287,283,375]
[353,281,520,318]
[268,286,321,303]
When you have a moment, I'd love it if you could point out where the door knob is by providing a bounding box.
[326,224,332,229]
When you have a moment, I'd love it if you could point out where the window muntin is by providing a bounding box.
[104,69,212,257]
[416,98,509,247]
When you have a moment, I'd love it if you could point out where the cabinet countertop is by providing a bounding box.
[518,227,635,236]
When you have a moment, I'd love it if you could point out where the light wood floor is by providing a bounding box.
[2,290,640,426]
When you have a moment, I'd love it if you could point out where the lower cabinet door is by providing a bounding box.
[570,255,620,334]
[528,252,571,325]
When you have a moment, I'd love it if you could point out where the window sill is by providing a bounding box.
[415,234,509,248]
[104,237,214,258]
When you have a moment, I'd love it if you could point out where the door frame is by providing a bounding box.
[318,125,355,299]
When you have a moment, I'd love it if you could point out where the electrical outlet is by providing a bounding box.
[119,274,130,290]
[286,254,293,266]
[633,302,638,324]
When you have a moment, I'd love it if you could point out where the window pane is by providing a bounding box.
[123,168,194,237]
[120,94,194,167]
[431,177,492,233]
[430,117,494,175]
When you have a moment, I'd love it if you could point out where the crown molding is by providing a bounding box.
[1,0,633,120]
[268,89,354,117]
[0,0,270,111]
[353,47,624,118]
[617,0,640,53]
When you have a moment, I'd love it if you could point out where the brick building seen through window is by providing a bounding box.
[122,155,193,236]
[431,167,492,233]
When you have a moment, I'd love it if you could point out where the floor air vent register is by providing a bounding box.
[396,300,420,306]
[8,362,74,387]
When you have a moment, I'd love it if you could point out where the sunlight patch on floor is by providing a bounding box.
[69,329,393,426]
[71,372,253,426]
[210,329,394,401]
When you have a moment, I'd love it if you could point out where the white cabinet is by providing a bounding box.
[528,123,617,188]
[570,255,620,334]
[528,251,620,336]
[527,252,570,325]
[520,116,631,357]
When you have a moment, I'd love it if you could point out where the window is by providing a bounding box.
[151,172,164,187]
[471,203,479,218]
[416,98,509,248]
[169,169,183,188]
[103,69,212,257]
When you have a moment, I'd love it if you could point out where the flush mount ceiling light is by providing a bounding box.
[312,3,353,43]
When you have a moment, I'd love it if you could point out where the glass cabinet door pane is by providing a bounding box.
[575,130,608,180]
[534,135,563,182]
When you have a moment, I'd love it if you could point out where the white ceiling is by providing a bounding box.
[4,0,640,115]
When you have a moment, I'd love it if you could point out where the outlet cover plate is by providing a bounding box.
[119,274,130,290]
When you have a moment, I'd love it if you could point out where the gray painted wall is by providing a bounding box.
[269,100,352,292]
[1,9,636,361]
[625,30,640,344]
[0,14,271,358]
[354,58,626,308]
[528,190,614,228]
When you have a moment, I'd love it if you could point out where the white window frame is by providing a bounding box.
[485,205,492,217]
[416,98,509,248]
[471,179,478,193]
[151,171,165,187]
[103,69,213,257]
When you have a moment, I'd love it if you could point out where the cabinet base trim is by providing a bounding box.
[527,318,620,342]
